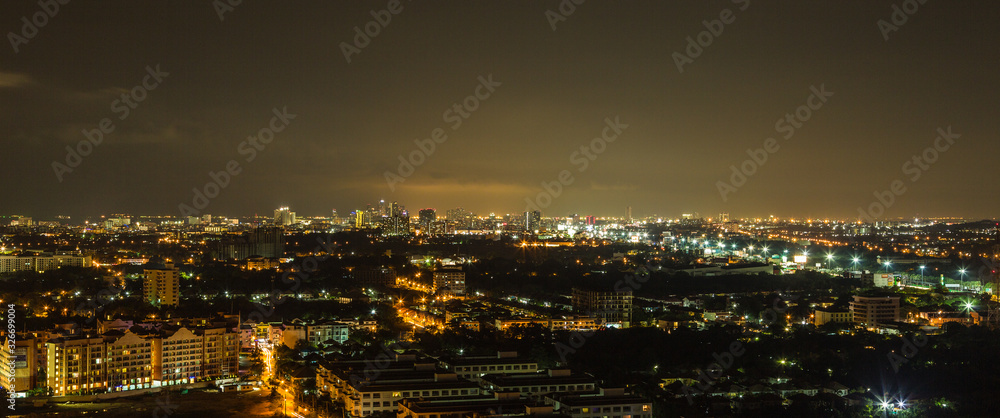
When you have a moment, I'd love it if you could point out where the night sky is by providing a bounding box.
[2,1,998,220]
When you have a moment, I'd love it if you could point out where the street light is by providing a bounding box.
[959,268,968,291]
[919,266,926,284]
[826,253,835,269]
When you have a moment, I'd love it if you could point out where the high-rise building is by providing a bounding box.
[144,262,180,307]
[215,227,285,259]
[626,206,633,223]
[572,288,633,328]
[418,208,437,231]
[433,267,466,297]
[106,332,154,391]
[525,210,541,232]
[447,208,471,229]
[379,212,410,236]
[152,327,203,385]
[46,336,107,395]
[199,327,240,378]
[274,207,296,226]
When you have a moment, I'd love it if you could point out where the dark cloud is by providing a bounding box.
[1,1,998,220]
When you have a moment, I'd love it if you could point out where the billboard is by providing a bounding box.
[874,274,896,287]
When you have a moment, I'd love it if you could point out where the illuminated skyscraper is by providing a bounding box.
[525,210,541,232]
[144,262,180,307]
[418,208,436,231]
[274,207,296,226]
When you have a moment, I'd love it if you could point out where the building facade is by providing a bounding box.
[571,288,633,328]
[433,267,466,296]
[850,296,900,326]
[143,262,180,306]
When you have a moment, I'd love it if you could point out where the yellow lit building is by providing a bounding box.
[46,336,107,396]
[144,262,180,306]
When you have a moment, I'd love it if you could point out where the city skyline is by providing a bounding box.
[2,1,999,220]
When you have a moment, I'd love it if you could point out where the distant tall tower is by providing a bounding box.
[274,207,295,226]
[331,209,340,224]
[719,213,731,223]
[418,208,436,229]
[626,206,633,223]
[524,210,541,232]
[388,201,404,217]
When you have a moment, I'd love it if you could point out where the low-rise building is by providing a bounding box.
[439,352,539,382]
[814,309,852,326]
[481,369,597,397]
[545,389,652,418]
[398,393,556,418]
